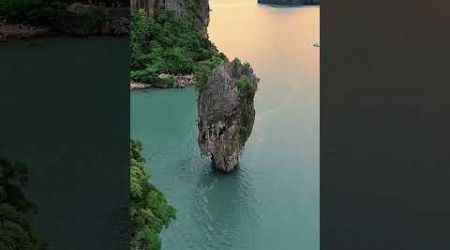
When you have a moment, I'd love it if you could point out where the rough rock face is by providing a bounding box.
[131,0,210,36]
[258,0,319,5]
[198,59,259,173]
[0,24,49,41]
[59,4,129,36]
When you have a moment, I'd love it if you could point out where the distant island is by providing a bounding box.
[258,0,319,5]
[0,1,129,41]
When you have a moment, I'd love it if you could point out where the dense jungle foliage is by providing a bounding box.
[130,140,176,250]
[130,10,228,87]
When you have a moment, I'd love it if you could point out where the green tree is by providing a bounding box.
[0,158,44,250]
[130,140,176,250]
[194,53,228,90]
[130,10,223,83]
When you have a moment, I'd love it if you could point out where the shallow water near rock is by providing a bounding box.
[131,1,319,249]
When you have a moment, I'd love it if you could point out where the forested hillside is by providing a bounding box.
[130,140,175,250]
[130,5,228,88]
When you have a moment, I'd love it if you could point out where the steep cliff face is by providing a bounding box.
[198,59,259,173]
[258,0,319,5]
[131,0,209,36]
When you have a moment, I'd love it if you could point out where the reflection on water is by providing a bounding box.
[131,1,319,249]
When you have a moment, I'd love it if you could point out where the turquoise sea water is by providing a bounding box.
[131,2,319,249]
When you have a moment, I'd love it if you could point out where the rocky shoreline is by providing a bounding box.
[130,82,152,91]
[0,3,129,42]
[0,24,50,41]
[130,74,196,91]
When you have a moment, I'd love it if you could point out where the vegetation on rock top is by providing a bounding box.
[197,58,259,173]
[194,54,228,90]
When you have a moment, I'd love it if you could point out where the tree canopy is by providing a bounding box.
[130,10,228,86]
[130,140,176,250]
[0,158,43,250]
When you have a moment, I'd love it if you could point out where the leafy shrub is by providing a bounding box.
[194,53,228,90]
[236,75,256,92]
[165,47,195,74]
[130,140,176,250]
[0,158,43,250]
[160,76,176,88]
[130,10,221,83]
[130,69,157,83]
[85,7,106,26]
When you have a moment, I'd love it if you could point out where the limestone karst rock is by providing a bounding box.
[130,0,210,36]
[197,59,259,173]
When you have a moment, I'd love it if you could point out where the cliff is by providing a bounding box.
[131,0,209,36]
[0,3,129,40]
[258,0,319,5]
[198,59,259,173]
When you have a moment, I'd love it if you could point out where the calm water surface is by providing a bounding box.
[2,37,129,249]
[131,1,319,249]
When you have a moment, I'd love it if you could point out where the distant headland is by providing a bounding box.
[258,0,319,6]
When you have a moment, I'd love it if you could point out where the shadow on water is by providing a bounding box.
[1,37,130,250]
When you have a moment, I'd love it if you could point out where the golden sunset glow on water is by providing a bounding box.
[209,0,320,80]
